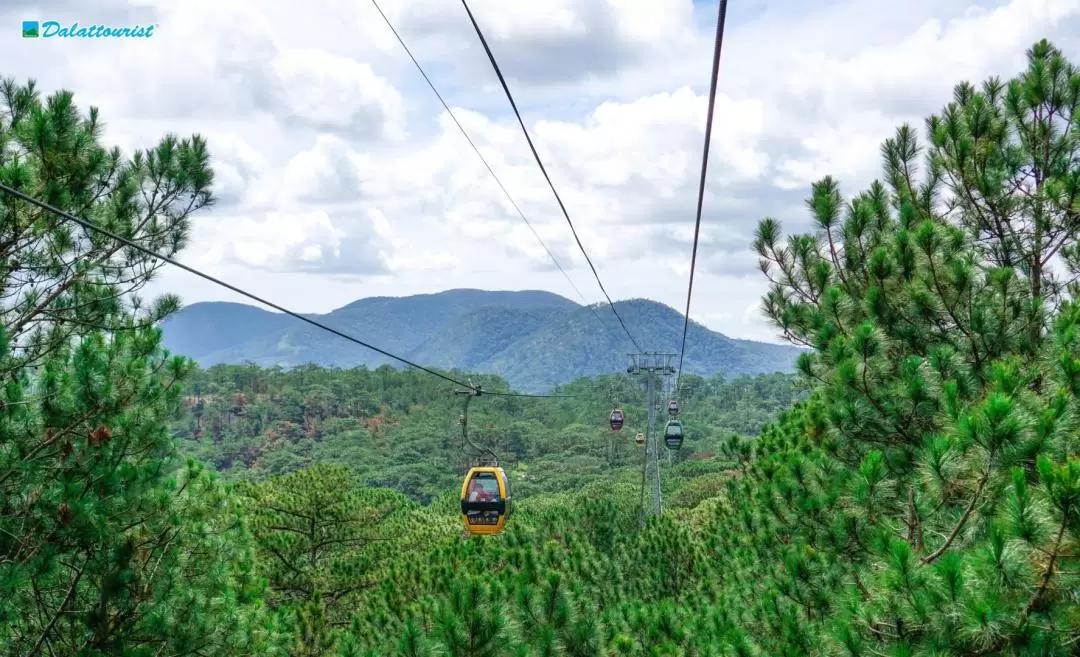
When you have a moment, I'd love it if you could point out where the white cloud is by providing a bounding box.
[280,135,375,204]
[1,0,1078,349]
[271,49,406,139]
[204,133,272,205]
[226,212,338,269]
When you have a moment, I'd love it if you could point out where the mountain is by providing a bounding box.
[160,288,803,391]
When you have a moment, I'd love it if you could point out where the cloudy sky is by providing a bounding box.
[3,0,1079,344]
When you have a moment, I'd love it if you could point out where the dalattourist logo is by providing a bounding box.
[21,20,155,38]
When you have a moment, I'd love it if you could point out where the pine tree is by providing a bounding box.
[0,76,212,377]
[0,78,278,655]
[235,464,416,653]
[743,39,1080,654]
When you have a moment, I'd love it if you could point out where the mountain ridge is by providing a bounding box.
[160,288,803,392]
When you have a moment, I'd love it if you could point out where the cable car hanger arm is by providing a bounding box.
[455,386,498,463]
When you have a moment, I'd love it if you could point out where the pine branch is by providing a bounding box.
[26,558,85,657]
[922,471,988,563]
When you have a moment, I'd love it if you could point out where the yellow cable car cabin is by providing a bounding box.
[460,466,511,536]
[635,432,645,447]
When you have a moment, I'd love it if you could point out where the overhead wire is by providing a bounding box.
[366,0,627,350]
[674,0,730,397]
[0,182,576,399]
[458,0,644,354]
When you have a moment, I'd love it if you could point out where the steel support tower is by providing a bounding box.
[628,352,676,522]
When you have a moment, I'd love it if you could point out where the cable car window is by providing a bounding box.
[467,473,501,502]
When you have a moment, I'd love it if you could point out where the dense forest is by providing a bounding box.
[173,363,800,500]
[2,40,1079,656]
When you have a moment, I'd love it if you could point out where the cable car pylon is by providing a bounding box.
[627,352,676,523]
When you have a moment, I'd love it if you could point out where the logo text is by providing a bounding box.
[22,20,156,39]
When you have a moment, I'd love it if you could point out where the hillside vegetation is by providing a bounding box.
[160,291,804,392]
[2,40,1079,656]
[173,363,801,500]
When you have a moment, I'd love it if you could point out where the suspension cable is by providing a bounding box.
[459,0,644,353]
[0,182,575,399]
[674,0,730,397]
[367,0,628,351]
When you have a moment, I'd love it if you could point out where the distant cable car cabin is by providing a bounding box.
[664,420,683,449]
[667,399,679,417]
[635,432,645,447]
[460,466,511,536]
[609,409,624,431]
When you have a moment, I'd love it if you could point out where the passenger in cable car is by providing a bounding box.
[468,479,485,502]
[468,476,500,502]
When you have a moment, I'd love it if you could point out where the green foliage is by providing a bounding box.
[172,362,801,501]
[0,78,279,655]
[729,39,1080,653]
[233,464,444,654]
[0,76,213,379]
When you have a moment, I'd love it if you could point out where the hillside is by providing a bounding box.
[161,288,803,391]
[174,363,803,497]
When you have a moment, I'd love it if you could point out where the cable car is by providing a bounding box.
[664,420,683,449]
[609,408,624,431]
[667,399,679,417]
[635,432,645,447]
[460,466,511,536]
